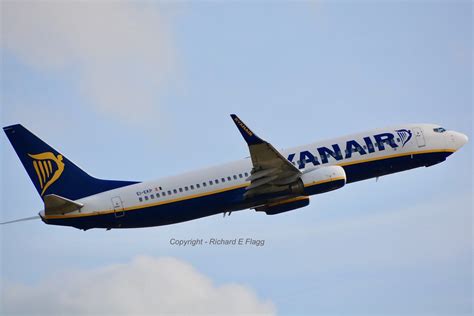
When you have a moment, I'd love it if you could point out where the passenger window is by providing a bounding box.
[139,197,143,202]
[185,186,189,191]
[221,178,225,182]
[173,189,177,194]
[215,179,219,184]
[156,193,160,198]
[239,174,243,178]
[227,176,231,181]
[168,190,172,195]
[245,172,249,177]
[150,194,154,199]
[209,180,213,185]
[190,185,194,190]
[145,196,149,201]
[179,188,183,193]
[203,182,207,187]
[196,184,200,188]
[162,192,166,196]
[233,175,237,180]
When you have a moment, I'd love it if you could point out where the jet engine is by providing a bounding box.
[300,165,346,195]
[284,165,347,196]
[254,166,346,215]
[255,196,310,215]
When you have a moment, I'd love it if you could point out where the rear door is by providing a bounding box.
[112,196,125,218]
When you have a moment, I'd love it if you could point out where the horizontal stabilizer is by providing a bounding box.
[44,194,84,216]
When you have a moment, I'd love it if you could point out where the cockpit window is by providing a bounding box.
[433,127,446,133]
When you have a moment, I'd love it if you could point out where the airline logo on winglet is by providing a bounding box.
[28,152,65,196]
[233,116,253,137]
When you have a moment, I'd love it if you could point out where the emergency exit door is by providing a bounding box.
[413,127,426,147]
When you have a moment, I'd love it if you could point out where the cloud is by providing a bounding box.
[1,2,175,123]
[2,256,275,315]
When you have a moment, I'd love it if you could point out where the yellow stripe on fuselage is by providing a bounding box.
[44,183,250,219]
[303,176,346,188]
[44,148,454,220]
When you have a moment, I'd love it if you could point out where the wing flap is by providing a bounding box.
[245,175,279,190]
[246,168,278,181]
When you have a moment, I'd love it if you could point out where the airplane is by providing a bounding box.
[1,114,468,230]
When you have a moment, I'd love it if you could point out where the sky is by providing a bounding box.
[0,1,472,315]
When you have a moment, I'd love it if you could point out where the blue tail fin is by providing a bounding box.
[3,124,139,201]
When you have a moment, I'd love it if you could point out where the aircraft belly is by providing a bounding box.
[45,186,248,230]
[343,151,453,183]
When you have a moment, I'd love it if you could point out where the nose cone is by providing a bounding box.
[449,131,468,151]
[459,133,469,146]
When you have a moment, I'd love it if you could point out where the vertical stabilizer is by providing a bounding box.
[3,124,138,200]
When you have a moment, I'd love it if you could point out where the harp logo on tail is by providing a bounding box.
[28,152,65,196]
[396,129,412,147]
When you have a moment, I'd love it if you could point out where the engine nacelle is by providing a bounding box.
[300,165,346,196]
[255,196,310,215]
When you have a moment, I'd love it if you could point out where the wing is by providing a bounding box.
[231,114,301,198]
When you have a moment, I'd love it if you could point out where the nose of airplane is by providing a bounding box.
[448,131,469,151]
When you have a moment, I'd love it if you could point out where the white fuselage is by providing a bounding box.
[41,123,467,229]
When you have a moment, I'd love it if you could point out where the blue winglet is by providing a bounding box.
[230,114,264,145]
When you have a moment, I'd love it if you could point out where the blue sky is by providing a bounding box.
[1,1,472,315]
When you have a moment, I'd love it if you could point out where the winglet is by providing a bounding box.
[230,114,264,145]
